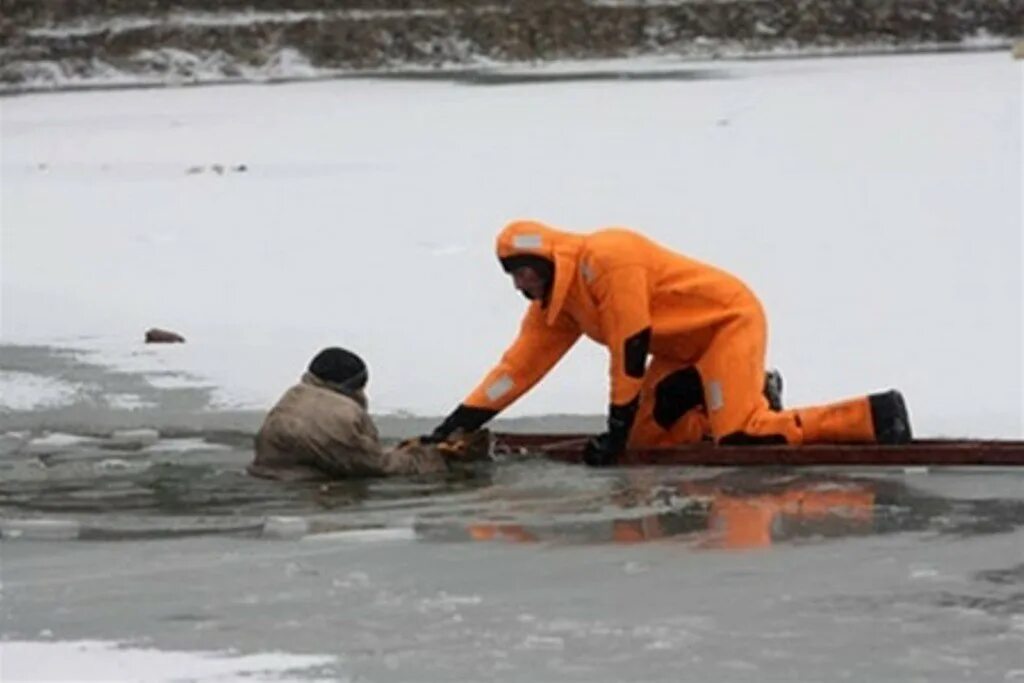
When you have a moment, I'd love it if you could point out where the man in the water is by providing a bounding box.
[249,347,452,480]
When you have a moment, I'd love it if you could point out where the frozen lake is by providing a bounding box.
[2,50,1021,435]
[2,50,1023,681]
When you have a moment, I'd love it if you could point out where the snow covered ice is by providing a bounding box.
[2,51,1021,435]
[1,50,1023,682]
[0,640,338,682]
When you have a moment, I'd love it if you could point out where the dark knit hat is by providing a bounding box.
[308,347,368,391]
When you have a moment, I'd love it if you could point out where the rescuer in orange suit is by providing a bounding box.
[427,220,912,466]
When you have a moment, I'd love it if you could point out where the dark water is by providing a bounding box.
[4,429,1024,681]
[4,428,1024,548]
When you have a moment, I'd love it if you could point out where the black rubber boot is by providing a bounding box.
[869,390,913,444]
[764,368,784,411]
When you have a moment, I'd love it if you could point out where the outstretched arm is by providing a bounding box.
[431,305,581,439]
[315,411,448,477]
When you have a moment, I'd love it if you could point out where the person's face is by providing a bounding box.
[511,265,546,301]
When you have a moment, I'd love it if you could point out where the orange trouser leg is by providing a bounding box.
[794,397,876,444]
[629,357,709,448]
[697,304,876,445]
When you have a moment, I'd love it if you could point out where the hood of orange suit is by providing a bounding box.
[495,220,583,325]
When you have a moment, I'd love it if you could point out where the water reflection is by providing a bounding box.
[414,468,1024,551]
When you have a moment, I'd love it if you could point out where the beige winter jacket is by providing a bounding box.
[249,373,447,480]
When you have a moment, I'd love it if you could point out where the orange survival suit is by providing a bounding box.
[429,221,911,460]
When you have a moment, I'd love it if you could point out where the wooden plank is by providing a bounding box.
[491,433,1024,467]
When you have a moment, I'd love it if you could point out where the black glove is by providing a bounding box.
[582,397,639,467]
[424,404,497,443]
[583,432,621,467]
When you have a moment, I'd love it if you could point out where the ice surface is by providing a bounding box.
[0,371,82,411]
[23,432,97,451]
[1,52,1021,436]
[2,54,1021,681]
[0,640,338,682]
